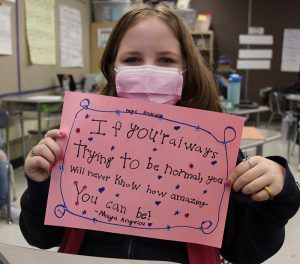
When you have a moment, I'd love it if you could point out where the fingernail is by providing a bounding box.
[58,155,63,161]
[59,131,65,137]
[52,160,57,167]
[49,166,53,172]
[225,180,232,187]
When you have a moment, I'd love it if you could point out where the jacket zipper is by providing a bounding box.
[127,238,132,259]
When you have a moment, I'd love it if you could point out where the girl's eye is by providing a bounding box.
[123,57,141,64]
[158,57,175,64]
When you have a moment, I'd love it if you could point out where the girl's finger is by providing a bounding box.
[30,143,56,165]
[25,155,51,177]
[226,156,257,187]
[251,185,276,201]
[44,129,66,139]
[232,164,264,192]
[240,174,271,195]
[38,137,62,159]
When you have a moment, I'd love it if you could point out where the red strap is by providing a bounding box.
[187,243,221,264]
[58,228,86,254]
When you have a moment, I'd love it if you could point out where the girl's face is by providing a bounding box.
[115,17,184,70]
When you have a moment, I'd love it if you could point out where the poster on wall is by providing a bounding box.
[0,4,13,55]
[45,91,245,248]
[59,5,83,67]
[281,29,300,72]
[97,28,112,48]
[25,0,56,65]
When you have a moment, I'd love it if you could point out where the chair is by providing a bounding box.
[290,120,300,156]
[267,91,284,127]
[26,102,62,155]
[0,108,17,223]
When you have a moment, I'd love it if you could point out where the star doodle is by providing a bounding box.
[175,184,180,190]
[111,145,115,151]
[174,210,180,215]
[85,114,90,119]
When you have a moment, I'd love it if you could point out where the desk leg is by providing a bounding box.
[256,113,261,127]
[256,145,263,156]
[6,163,12,224]
[20,111,27,159]
[37,104,42,139]
[5,121,10,161]
[298,131,300,171]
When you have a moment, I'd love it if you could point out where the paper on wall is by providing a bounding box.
[25,0,56,65]
[97,28,112,48]
[281,29,300,72]
[237,60,271,70]
[0,5,12,55]
[239,35,273,45]
[238,49,273,59]
[59,5,83,67]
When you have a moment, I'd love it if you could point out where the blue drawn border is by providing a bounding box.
[54,99,237,235]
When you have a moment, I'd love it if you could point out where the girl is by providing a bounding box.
[20,4,300,264]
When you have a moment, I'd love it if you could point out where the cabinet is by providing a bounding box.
[191,31,214,65]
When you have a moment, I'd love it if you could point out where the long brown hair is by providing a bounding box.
[100,4,222,112]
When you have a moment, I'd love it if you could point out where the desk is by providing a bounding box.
[224,105,270,127]
[240,128,281,156]
[285,93,300,109]
[0,243,179,264]
[1,95,63,159]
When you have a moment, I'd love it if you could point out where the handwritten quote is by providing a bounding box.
[45,91,244,248]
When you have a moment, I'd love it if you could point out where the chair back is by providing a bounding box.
[0,108,9,129]
[268,91,283,116]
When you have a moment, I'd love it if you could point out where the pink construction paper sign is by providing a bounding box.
[45,91,245,248]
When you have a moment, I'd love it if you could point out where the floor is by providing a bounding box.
[0,123,299,263]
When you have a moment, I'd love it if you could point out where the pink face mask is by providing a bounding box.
[115,65,184,105]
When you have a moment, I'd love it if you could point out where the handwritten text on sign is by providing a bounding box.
[45,91,244,248]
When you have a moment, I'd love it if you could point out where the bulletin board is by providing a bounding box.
[0,0,91,96]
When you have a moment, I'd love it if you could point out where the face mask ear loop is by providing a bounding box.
[114,67,120,73]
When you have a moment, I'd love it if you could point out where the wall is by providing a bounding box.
[0,0,91,160]
[190,0,300,103]
[0,0,91,97]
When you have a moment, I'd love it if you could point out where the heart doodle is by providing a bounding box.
[98,187,105,193]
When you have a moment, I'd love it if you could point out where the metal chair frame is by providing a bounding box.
[267,91,284,127]
[0,108,17,223]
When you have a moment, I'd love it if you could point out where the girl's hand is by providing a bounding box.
[24,129,66,182]
[227,156,286,201]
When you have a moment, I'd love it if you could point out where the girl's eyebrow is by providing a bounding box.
[157,51,181,58]
[119,51,142,56]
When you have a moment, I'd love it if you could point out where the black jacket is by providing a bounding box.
[20,154,300,264]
